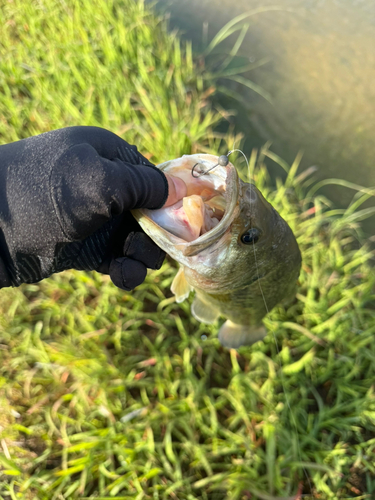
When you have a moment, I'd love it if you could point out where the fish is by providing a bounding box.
[132,154,301,349]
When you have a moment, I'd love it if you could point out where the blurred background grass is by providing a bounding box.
[0,0,375,498]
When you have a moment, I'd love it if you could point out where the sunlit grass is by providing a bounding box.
[0,1,375,499]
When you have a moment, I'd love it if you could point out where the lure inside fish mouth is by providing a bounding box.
[141,154,239,255]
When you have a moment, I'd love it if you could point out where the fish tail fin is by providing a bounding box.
[218,320,267,349]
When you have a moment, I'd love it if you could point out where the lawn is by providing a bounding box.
[0,1,375,499]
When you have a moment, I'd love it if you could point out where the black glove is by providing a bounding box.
[0,126,168,291]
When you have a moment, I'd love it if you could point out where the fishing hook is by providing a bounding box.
[191,153,230,178]
[191,149,248,178]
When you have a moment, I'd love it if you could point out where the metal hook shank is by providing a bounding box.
[191,154,229,178]
[191,162,207,178]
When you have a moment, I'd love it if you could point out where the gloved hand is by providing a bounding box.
[0,126,186,291]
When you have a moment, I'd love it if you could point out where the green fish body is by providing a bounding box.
[132,154,301,349]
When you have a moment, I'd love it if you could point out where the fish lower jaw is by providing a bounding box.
[183,269,233,295]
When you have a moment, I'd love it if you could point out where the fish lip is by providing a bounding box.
[157,155,240,257]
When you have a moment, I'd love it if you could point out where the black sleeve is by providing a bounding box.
[0,126,168,287]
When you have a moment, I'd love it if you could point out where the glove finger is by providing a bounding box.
[109,256,147,291]
[92,213,140,275]
[96,256,111,275]
[123,232,165,270]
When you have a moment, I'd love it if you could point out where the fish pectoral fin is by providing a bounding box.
[171,267,193,303]
[218,321,267,349]
[191,295,220,324]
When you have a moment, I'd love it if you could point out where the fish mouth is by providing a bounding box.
[133,154,239,257]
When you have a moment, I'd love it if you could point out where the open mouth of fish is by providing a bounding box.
[139,154,239,257]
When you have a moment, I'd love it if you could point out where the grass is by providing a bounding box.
[0,0,375,498]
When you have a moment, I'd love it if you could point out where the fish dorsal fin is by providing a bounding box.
[191,295,220,324]
[171,267,193,303]
[218,320,267,349]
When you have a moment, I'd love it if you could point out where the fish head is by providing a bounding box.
[132,154,301,317]
[222,179,302,304]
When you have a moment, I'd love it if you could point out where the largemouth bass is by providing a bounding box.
[132,154,301,348]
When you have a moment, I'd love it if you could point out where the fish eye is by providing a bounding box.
[241,228,261,245]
